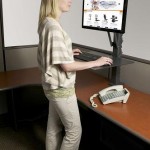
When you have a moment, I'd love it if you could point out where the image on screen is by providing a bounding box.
[82,0,128,33]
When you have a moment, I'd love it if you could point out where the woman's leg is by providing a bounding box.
[46,100,63,150]
[53,94,82,150]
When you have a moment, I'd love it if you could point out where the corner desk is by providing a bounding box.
[0,67,150,149]
[0,68,41,129]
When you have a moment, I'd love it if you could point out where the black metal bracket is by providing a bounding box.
[107,32,123,85]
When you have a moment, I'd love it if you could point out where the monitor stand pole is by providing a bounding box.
[108,32,123,85]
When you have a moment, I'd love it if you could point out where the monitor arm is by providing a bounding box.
[107,32,123,85]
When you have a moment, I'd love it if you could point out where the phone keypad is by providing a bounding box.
[101,90,125,102]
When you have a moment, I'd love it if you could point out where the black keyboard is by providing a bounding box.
[74,52,100,61]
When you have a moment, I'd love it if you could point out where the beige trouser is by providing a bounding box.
[44,91,82,150]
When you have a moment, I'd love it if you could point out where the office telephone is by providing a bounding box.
[90,85,130,107]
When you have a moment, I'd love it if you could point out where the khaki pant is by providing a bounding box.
[44,91,82,150]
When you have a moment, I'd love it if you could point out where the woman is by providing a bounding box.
[37,0,113,150]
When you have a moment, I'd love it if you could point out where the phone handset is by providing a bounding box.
[89,85,130,107]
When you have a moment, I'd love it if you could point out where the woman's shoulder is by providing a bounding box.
[38,17,62,34]
[44,17,61,30]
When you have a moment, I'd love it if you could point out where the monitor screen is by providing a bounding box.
[82,0,128,33]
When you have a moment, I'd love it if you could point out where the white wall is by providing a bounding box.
[2,0,40,47]
[60,0,150,61]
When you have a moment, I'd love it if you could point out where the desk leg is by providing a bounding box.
[7,89,18,130]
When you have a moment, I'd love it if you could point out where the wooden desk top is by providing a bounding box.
[0,67,41,91]
[76,70,150,144]
[0,67,150,144]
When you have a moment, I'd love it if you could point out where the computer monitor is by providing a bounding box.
[82,0,128,33]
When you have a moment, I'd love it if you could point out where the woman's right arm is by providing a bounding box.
[60,56,113,72]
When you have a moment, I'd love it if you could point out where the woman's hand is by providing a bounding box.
[94,56,113,67]
[61,56,113,72]
[73,49,82,56]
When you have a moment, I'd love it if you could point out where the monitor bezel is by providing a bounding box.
[82,0,128,34]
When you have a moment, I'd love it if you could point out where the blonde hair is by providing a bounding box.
[38,0,60,25]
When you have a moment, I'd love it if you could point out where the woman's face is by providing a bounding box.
[59,0,72,12]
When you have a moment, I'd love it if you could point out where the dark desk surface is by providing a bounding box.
[0,67,41,91]
[0,67,150,144]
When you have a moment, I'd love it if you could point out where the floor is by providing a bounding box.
[0,109,111,150]
[0,118,111,150]
[0,117,90,150]
[0,119,46,150]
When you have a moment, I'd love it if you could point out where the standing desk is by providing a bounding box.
[0,67,150,149]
